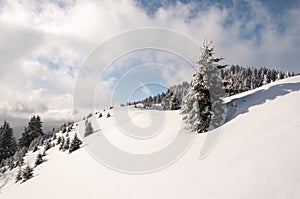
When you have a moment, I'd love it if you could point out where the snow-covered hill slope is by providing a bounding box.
[1,76,300,199]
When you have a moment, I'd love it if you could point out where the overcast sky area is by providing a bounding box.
[0,0,300,136]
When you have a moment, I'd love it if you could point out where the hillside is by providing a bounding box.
[1,76,300,199]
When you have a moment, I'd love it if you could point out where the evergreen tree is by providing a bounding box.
[161,89,172,110]
[35,153,43,166]
[98,113,103,118]
[69,134,82,153]
[57,136,62,145]
[59,137,65,151]
[262,74,269,85]
[181,41,226,133]
[44,140,51,151]
[107,112,111,118]
[87,113,93,119]
[84,121,94,137]
[62,127,67,134]
[7,156,15,170]
[32,145,38,152]
[29,115,43,138]
[18,127,31,149]
[27,116,44,143]
[0,121,17,162]
[13,149,24,167]
[22,165,33,181]
[15,167,22,182]
[276,71,284,80]
[156,94,162,104]
[0,159,4,168]
[170,94,181,110]
[18,116,44,149]
[63,137,70,151]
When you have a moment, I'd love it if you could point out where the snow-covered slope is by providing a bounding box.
[1,76,300,199]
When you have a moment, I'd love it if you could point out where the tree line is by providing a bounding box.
[0,116,82,183]
[127,65,295,111]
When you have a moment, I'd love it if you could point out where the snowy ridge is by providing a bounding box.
[1,76,300,198]
[225,75,300,122]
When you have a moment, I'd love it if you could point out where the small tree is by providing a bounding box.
[35,153,43,166]
[63,137,70,151]
[44,140,51,151]
[59,137,65,151]
[87,113,93,119]
[62,127,67,134]
[14,150,24,167]
[107,112,111,118]
[98,113,102,118]
[15,167,22,182]
[33,145,38,152]
[57,136,62,145]
[84,122,94,137]
[69,134,82,153]
[22,165,33,181]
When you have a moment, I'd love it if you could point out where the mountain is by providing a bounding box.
[1,76,300,199]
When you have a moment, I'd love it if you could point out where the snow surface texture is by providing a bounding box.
[1,76,300,198]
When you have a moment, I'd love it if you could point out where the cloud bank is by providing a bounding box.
[0,0,299,133]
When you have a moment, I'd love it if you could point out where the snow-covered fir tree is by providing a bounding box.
[59,137,65,151]
[69,134,82,153]
[22,165,33,181]
[44,140,52,151]
[41,150,46,157]
[15,167,22,182]
[0,121,17,163]
[63,137,70,151]
[35,153,43,166]
[32,145,38,152]
[84,121,94,137]
[57,136,62,145]
[181,40,226,133]
[13,149,25,167]
[18,115,44,149]
[162,90,181,110]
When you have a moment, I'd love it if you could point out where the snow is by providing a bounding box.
[1,76,300,198]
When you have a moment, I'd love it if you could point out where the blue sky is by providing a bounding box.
[136,0,300,44]
[136,0,300,18]
[0,0,300,133]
